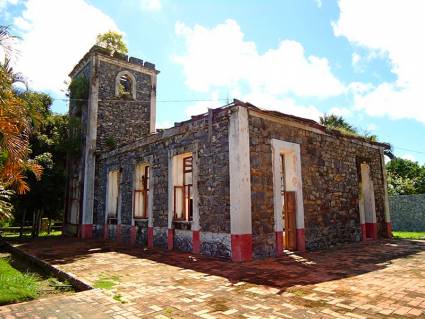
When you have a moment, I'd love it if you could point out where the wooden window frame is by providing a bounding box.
[173,156,193,221]
[133,165,149,219]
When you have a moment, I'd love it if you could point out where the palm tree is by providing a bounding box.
[0,26,42,220]
[319,114,357,134]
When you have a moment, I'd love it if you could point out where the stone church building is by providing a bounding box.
[64,46,392,261]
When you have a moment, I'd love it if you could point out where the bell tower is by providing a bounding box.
[64,45,159,238]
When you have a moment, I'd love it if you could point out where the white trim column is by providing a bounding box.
[80,55,99,239]
[380,148,392,237]
[191,149,201,253]
[360,163,377,240]
[229,106,252,261]
[150,74,157,134]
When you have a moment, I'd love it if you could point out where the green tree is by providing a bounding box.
[96,31,128,55]
[320,114,356,134]
[12,92,75,236]
[319,114,377,142]
[0,26,43,220]
[386,158,425,195]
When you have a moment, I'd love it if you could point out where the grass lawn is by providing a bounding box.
[0,253,74,306]
[0,256,38,305]
[392,231,425,240]
[0,230,62,239]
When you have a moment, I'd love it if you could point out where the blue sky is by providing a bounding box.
[1,0,424,163]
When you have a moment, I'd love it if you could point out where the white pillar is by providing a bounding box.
[167,152,174,229]
[81,55,99,237]
[229,106,252,235]
[150,74,157,134]
[191,150,200,231]
[229,106,252,261]
[380,148,392,237]
[148,164,154,228]
[380,149,391,224]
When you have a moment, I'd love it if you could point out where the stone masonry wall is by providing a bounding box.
[96,60,152,153]
[249,114,387,256]
[93,108,231,257]
[390,194,425,231]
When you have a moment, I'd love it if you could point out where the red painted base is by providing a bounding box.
[192,230,200,254]
[275,231,283,256]
[168,228,174,250]
[147,227,154,248]
[360,223,367,241]
[80,224,92,239]
[365,222,377,240]
[130,225,137,245]
[231,234,252,262]
[116,224,122,242]
[296,228,305,252]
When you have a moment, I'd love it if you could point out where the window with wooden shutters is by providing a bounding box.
[107,170,120,222]
[134,164,149,219]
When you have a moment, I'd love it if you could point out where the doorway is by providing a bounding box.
[272,139,305,254]
[280,154,297,250]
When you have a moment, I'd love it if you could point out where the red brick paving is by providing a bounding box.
[1,238,425,318]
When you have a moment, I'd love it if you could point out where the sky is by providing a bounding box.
[1,0,424,163]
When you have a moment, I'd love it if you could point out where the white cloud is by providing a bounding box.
[140,0,161,11]
[347,81,373,95]
[174,19,345,121]
[13,0,120,93]
[174,19,344,98]
[401,154,416,162]
[242,92,323,122]
[333,0,425,124]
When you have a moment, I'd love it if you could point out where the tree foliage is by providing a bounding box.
[319,114,377,142]
[386,158,425,195]
[13,92,75,228]
[68,76,89,117]
[0,27,43,212]
[96,31,128,55]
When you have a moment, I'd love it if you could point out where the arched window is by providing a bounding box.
[119,74,132,95]
[115,71,136,99]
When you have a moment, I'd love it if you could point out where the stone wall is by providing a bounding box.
[96,59,152,153]
[248,112,387,256]
[93,108,231,257]
[390,194,425,231]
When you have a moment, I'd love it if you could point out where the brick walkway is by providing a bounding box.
[1,238,425,319]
